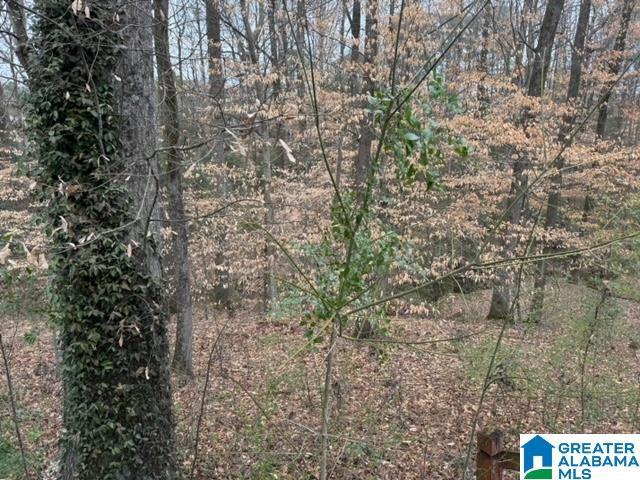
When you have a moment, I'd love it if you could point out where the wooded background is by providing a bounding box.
[0,0,639,478]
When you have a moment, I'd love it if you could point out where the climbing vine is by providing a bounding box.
[28,1,176,478]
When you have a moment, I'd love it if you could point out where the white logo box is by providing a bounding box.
[520,434,640,480]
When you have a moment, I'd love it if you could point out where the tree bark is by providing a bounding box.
[5,0,30,72]
[513,0,536,86]
[114,1,178,474]
[295,0,307,97]
[595,0,635,138]
[268,0,281,97]
[238,0,277,311]
[206,0,224,99]
[194,0,207,85]
[0,82,7,134]
[339,3,346,62]
[261,0,282,310]
[262,129,277,311]
[527,0,565,97]
[153,0,194,375]
[205,0,236,309]
[354,0,379,337]
[354,0,378,187]
[349,0,361,95]
[240,0,259,65]
[477,7,490,115]
[29,0,178,477]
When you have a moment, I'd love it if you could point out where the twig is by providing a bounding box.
[320,325,338,480]
[189,314,230,480]
[580,288,608,433]
[0,330,30,480]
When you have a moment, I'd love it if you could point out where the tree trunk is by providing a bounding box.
[240,0,259,65]
[239,0,277,311]
[488,278,512,320]
[207,0,224,99]
[529,0,591,321]
[0,82,6,134]
[584,0,634,220]
[354,0,380,337]
[339,3,346,62]
[477,6,491,115]
[595,0,635,138]
[268,0,281,97]
[349,0,361,95]
[5,0,30,71]
[154,0,194,375]
[488,0,565,320]
[527,0,565,97]
[354,0,378,187]
[262,130,277,311]
[194,0,207,85]
[115,0,178,472]
[206,0,235,309]
[29,1,178,478]
[295,0,307,98]
[513,0,536,86]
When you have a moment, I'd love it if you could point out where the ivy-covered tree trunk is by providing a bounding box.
[28,1,178,478]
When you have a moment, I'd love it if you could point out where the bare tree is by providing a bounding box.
[154,0,194,375]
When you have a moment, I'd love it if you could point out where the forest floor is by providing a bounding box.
[2,281,640,480]
[3,153,640,479]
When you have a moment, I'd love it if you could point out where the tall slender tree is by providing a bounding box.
[207,0,224,99]
[488,0,565,320]
[583,0,635,220]
[354,0,379,188]
[596,0,636,138]
[154,0,194,374]
[4,0,30,71]
[349,0,361,95]
[205,0,234,309]
[529,0,592,321]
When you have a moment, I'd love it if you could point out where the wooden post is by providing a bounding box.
[476,431,505,480]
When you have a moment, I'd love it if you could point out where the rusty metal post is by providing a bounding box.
[476,431,505,480]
